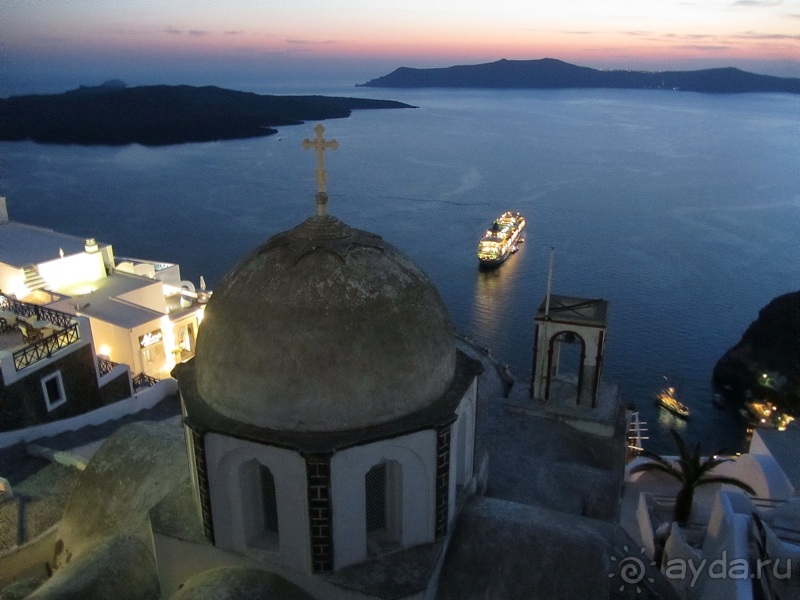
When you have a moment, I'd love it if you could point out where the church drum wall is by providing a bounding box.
[204,433,312,573]
[447,378,477,525]
[329,429,436,570]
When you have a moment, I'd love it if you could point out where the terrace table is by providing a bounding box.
[31,320,54,338]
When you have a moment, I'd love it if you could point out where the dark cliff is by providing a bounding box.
[714,290,800,411]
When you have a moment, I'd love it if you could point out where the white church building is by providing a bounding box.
[171,125,481,592]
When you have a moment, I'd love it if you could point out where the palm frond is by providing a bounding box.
[697,457,733,476]
[696,475,756,496]
[629,460,683,482]
[635,448,675,470]
[669,428,689,458]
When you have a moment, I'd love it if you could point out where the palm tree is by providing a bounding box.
[630,429,756,524]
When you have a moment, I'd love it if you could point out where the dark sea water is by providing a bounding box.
[1,87,798,452]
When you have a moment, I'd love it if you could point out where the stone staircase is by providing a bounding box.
[22,265,46,293]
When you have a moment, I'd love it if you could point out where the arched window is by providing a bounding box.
[546,330,587,403]
[365,460,402,555]
[240,459,279,550]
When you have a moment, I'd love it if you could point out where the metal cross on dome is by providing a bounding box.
[302,123,339,216]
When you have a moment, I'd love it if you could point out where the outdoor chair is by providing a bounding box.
[0,317,12,333]
[19,322,43,343]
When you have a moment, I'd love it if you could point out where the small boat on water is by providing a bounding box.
[656,386,691,418]
[739,401,794,430]
[477,211,526,267]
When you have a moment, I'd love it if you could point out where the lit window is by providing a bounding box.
[41,372,66,411]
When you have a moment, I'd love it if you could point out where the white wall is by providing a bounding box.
[693,512,753,600]
[712,454,794,501]
[39,252,106,290]
[130,318,171,376]
[448,377,477,524]
[0,263,24,297]
[204,434,312,573]
[330,430,436,570]
[155,264,181,286]
[88,318,142,373]
[117,279,167,313]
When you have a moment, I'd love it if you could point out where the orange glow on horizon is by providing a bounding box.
[4,0,798,81]
[12,26,796,74]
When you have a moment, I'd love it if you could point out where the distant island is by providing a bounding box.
[358,58,800,94]
[0,82,414,146]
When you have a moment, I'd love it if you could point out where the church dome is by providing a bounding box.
[194,214,456,433]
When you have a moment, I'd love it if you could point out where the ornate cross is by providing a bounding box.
[302,124,339,215]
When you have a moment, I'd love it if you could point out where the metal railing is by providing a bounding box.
[12,323,81,371]
[133,372,160,391]
[0,295,75,329]
[97,356,121,376]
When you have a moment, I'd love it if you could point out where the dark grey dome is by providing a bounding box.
[194,215,456,433]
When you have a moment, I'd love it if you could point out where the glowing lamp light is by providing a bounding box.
[98,344,111,357]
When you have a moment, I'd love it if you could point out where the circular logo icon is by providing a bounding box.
[609,545,656,593]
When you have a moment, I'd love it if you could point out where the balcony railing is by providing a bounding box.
[12,323,81,371]
[0,295,75,329]
[98,356,121,377]
[133,372,160,391]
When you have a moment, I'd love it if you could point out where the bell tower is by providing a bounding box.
[530,295,608,408]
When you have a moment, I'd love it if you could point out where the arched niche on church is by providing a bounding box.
[330,431,436,569]
[203,434,312,572]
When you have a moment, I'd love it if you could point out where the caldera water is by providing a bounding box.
[1,86,798,452]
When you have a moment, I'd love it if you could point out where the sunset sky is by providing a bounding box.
[2,0,798,95]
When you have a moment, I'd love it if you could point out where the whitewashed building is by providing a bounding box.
[0,196,208,379]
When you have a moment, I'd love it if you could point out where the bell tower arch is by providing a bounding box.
[530,295,608,408]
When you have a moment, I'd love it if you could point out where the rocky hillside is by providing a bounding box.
[714,290,800,410]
